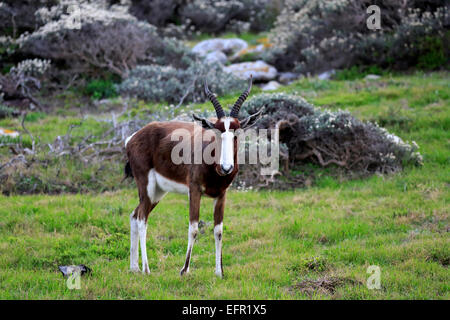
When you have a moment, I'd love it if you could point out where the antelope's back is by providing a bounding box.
[125,121,201,183]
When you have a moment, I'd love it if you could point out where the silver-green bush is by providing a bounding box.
[180,0,276,34]
[266,0,449,73]
[128,0,278,35]
[241,93,422,174]
[118,61,246,104]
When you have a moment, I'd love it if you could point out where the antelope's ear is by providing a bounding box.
[240,107,264,129]
[192,114,216,129]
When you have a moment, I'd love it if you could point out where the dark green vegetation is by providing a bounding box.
[84,78,118,101]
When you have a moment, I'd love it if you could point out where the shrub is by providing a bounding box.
[0,35,20,74]
[85,79,118,100]
[239,93,422,185]
[416,35,448,70]
[18,0,192,78]
[0,104,19,118]
[128,0,183,28]
[118,61,245,104]
[180,0,275,34]
[266,0,449,73]
[129,0,278,35]
[0,113,147,195]
[0,58,51,108]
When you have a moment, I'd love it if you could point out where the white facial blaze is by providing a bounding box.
[220,118,234,171]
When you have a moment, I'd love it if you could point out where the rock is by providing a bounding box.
[317,69,335,80]
[224,60,278,81]
[365,74,381,80]
[58,264,92,278]
[0,128,19,138]
[261,81,281,91]
[192,38,248,56]
[204,50,228,65]
[278,72,300,84]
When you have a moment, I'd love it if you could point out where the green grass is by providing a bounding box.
[0,71,448,299]
[187,32,267,48]
[0,174,448,299]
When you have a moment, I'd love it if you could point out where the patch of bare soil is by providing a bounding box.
[288,276,362,296]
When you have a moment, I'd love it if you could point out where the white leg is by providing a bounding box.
[180,221,198,275]
[130,211,140,272]
[138,219,150,274]
[214,223,223,278]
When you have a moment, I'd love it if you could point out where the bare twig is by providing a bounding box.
[0,154,26,170]
[21,112,36,153]
[175,75,199,110]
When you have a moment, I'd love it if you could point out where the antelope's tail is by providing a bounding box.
[123,161,133,181]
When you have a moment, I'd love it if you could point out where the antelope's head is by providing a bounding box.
[193,76,263,176]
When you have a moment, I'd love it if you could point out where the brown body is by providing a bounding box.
[126,119,239,276]
[126,121,239,203]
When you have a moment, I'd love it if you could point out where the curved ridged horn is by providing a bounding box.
[230,75,252,118]
[205,79,225,119]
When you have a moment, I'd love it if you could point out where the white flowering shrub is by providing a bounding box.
[118,61,245,103]
[267,0,449,73]
[12,59,51,77]
[18,0,191,78]
[0,59,51,108]
[241,93,422,176]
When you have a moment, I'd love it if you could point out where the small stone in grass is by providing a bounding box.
[58,264,92,278]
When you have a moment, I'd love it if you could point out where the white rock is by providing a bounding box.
[224,60,278,81]
[365,74,381,80]
[204,50,228,65]
[261,81,281,91]
[192,38,248,56]
[317,69,335,80]
[0,128,19,138]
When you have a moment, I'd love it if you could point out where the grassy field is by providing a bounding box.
[0,72,448,299]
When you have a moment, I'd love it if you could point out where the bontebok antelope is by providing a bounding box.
[124,76,263,277]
